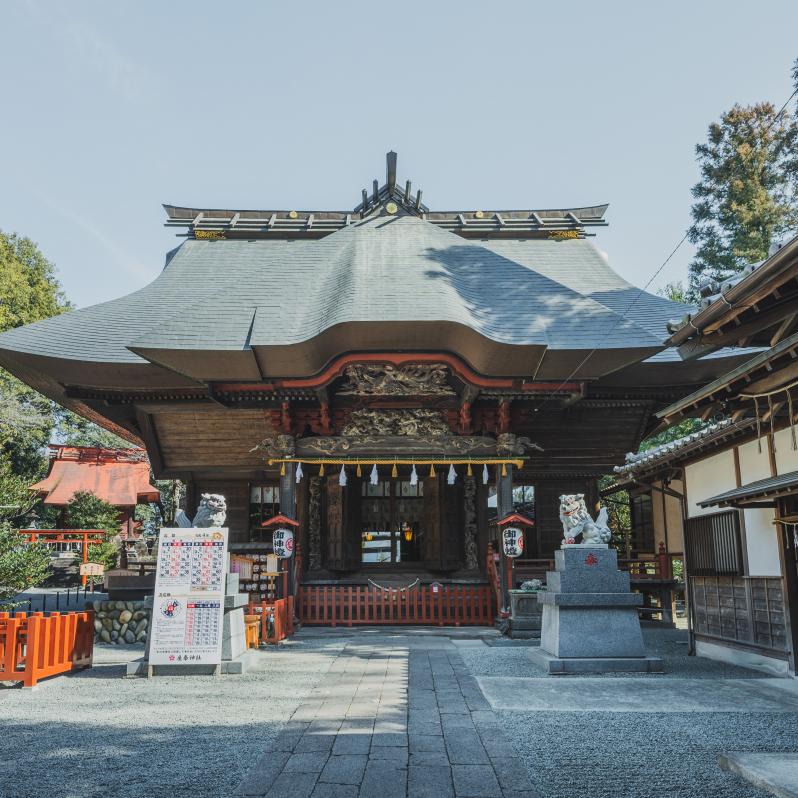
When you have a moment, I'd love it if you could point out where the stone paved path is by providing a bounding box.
[234,636,538,797]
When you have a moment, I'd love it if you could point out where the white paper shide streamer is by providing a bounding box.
[447,463,457,485]
[409,464,418,486]
[370,464,379,486]
[295,462,304,483]
[482,463,489,485]
[338,464,347,486]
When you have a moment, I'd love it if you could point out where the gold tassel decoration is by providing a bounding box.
[466,462,473,477]
[391,462,398,478]
[429,464,436,477]
[501,462,507,477]
[280,462,286,476]
[356,462,362,477]
[319,463,325,476]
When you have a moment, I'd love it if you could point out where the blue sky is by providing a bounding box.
[1,1,796,309]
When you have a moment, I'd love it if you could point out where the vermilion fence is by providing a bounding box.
[297,584,495,627]
[247,598,295,643]
[0,610,94,688]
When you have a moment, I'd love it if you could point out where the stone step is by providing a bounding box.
[719,753,798,798]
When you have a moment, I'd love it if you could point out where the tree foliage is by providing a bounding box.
[0,520,51,607]
[64,491,121,576]
[687,92,798,298]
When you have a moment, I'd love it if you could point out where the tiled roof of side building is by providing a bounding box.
[613,418,757,478]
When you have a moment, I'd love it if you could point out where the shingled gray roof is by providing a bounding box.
[0,212,689,370]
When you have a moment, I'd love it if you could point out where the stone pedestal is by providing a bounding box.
[509,591,543,639]
[528,545,662,674]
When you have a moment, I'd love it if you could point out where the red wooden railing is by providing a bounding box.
[297,584,495,627]
[0,610,94,688]
[247,598,295,643]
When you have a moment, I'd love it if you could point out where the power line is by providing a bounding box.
[535,82,798,412]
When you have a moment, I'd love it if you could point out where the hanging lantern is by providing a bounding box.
[502,526,524,558]
[295,462,304,483]
[366,531,374,542]
[403,524,413,542]
[272,527,295,558]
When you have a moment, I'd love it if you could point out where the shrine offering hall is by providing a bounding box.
[0,153,753,593]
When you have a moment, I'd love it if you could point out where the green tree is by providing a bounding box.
[687,97,798,298]
[656,281,689,304]
[64,491,121,576]
[0,521,51,608]
[0,231,72,479]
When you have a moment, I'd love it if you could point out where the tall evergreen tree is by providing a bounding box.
[687,86,798,298]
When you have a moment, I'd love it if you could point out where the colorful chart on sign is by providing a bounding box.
[149,528,228,666]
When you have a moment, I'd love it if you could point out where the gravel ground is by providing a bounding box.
[501,710,794,798]
[463,628,771,679]
[0,638,345,798]
[459,628,798,798]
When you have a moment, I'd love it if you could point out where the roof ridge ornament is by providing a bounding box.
[354,151,428,217]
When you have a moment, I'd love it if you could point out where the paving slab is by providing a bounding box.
[719,753,798,798]
[477,676,798,712]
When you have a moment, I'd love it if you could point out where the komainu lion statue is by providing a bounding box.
[175,493,227,528]
[559,494,611,546]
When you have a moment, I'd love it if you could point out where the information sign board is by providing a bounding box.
[79,562,105,576]
[149,527,228,666]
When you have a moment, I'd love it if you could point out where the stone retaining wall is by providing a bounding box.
[90,600,149,644]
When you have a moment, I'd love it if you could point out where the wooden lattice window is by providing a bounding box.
[684,510,743,576]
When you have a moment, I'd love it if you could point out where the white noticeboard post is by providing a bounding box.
[149,527,228,666]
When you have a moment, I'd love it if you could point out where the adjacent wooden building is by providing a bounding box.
[612,235,798,673]
[0,153,754,622]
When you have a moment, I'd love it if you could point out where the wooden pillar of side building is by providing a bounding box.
[496,464,513,615]
[776,497,798,675]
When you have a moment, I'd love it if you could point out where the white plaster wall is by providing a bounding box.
[774,428,798,475]
[737,438,772,483]
[685,450,736,518]
[743,507,780,576]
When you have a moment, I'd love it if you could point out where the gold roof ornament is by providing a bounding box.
[385,202,398,215]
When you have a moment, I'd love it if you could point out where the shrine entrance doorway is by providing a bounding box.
[360,478,424,565]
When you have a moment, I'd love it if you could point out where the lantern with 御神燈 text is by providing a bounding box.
[502,527,524,558]
[272,527,294,558]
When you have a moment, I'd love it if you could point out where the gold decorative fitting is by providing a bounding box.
[288,210,298,219]
[194,230,225,240]
[474,211,484,219]
[548,230,579,241]
[385,202,398,215]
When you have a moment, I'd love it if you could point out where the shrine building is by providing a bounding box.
[0,153,755,619]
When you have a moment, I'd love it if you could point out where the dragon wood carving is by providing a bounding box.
[336,363,455,396]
